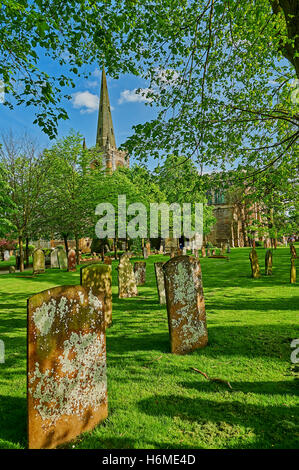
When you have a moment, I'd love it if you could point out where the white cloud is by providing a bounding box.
[72,91,99,114]
[92,68,102,78]
[118,88,154,104]
[87,80,99,89]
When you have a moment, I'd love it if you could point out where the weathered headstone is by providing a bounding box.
[220,243,227,256]
[67,249,77,272]
[117,253,138,298]
[146,241,151,255]
[290,257,296,284]
[154,262,166,305]
[207,248,211,257]
[163,256,208,354]
[81,264,112,328]
[143,247,148,259]
[33,249,45,274]
[290,244,297,259]
[50,249,59,269]
[265,249,273,275]
[201,246,206,258]
[9,266,15,274]
[134,261,146,286]
[3,250,10,261]
[57,248,68,270]
[27,285,107,449]
[249,248,260,278]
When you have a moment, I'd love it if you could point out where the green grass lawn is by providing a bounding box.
[0,247,298,449]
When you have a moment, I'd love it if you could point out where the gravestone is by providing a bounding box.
[3,250,10,261]
[50,249,59,269]
[207,248,211,257]
[154,262,166,305]
[67,249,77,272]
[27,284,107,449]
[290,244,297,259]
[265,249,273,275]
[146,241,151,255]
[201,246,206,258]
[117,253,138,298]
[9,266,15,274]
[33,249,45,274]
[290,257,296,284]
[212,249,216,256]
[143,247,148,259]
[134,261,146,286]
[220,243,227,256]
[249,248,260,278]
[57,248,68,270]
[81,264,112,328]
[163,255,208,354]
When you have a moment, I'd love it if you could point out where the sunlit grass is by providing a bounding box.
[0,246,298,449]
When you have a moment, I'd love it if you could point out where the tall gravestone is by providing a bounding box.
[33,249,45,274]
[27,285,107,449]
[163,256,208,354]
[143,247,148,259]
[249,248,260,278]
[154,262,166,305]
[134,261,146,286]
[201,246,206,258]
[290,244,297,259]
[290,257,296,284]
[57,248,68,270]
[4,250,10,261]
[67,249,77,272]
[50,249,59,268]
[265,249,273,275]
[81,264,112,328]
[117,253,138,298]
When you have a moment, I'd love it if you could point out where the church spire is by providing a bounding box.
[96,67,116,149]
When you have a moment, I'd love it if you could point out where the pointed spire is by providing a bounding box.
[96,67,116,150]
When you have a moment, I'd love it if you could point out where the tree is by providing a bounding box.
[39,131,103,261]
[0,131,48,271]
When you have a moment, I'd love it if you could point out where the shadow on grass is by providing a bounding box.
[138,395,299,449]
[0,395,27,448]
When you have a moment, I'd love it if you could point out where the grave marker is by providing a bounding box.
[117,253,138,298]
[67,249,77,272]
[81,264,112,328]
[163,255,208,354]
[154,262,166,305]
[134,261,146,286]
[33,249,45,274]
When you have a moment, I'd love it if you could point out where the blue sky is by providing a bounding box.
[0,61,157,167]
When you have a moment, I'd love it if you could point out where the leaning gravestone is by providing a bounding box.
[249,248,260,278]
[57,248,68,270]
[265,249,273,275]
[81,264,112,328]
[33,249,45,274]
[50,248,59,268]
[27,284,107,449]
[67,249,77,272]
[163,256,208,354]
[134,261,146,286]
[154,262,166,305]
[117,253,138,298]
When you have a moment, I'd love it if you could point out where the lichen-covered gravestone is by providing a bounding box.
[50,249,59,269]
[117,253,138,298]
[249,248,260,278]
[33,249,45,274]
[154,262,166,305]
[57,248,68,270]
[134,261,146,286]
[27,285,107,449]
[265,249,273,275]
[81,264,112,328]
[67,249,77,272]
[162,256,208,354]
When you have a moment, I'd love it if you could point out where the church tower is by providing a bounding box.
[93,67,129,172]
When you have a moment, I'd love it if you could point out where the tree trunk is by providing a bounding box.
[19,235,24,272]
[75,236,80,264]
[63,234,69,257]
[25,236,30,268]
